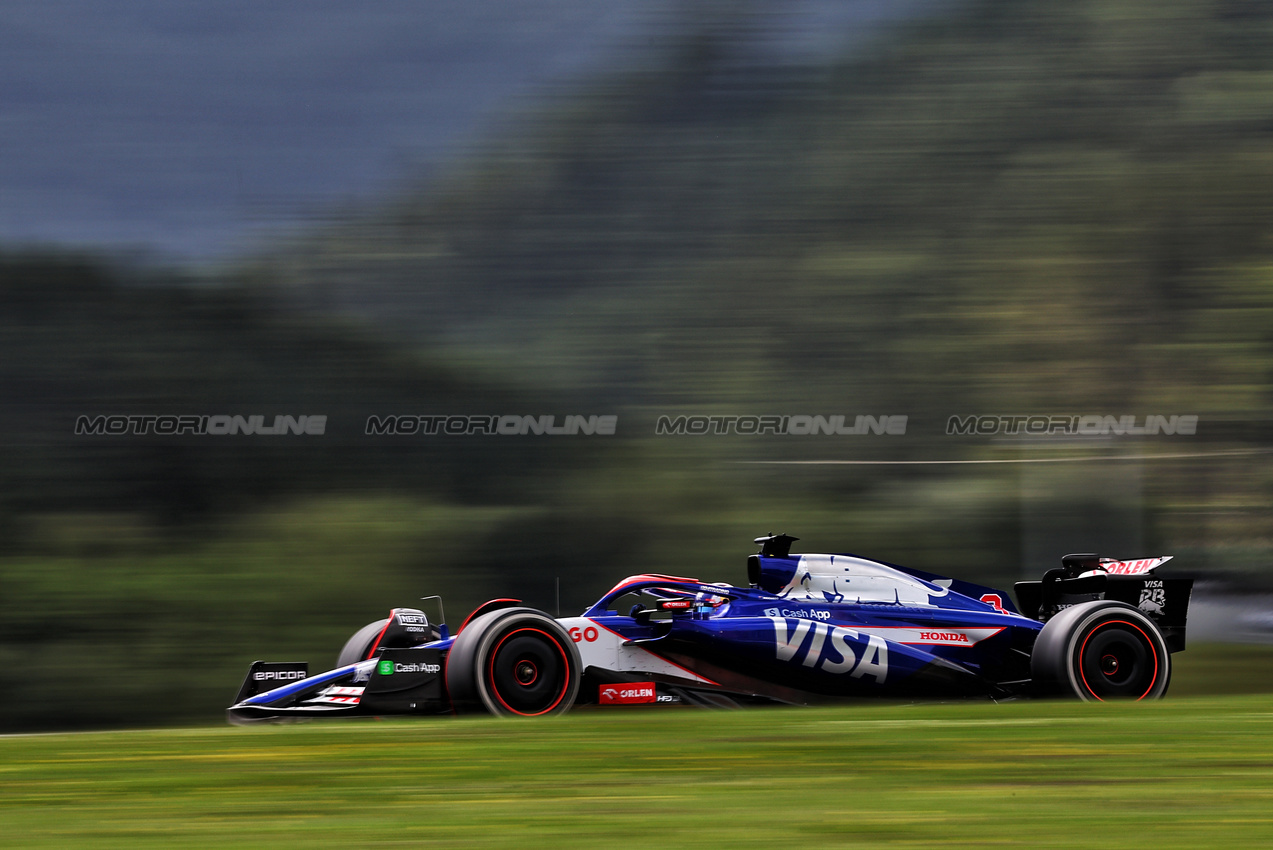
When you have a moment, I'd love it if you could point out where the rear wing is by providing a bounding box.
[1015,554,1192,651]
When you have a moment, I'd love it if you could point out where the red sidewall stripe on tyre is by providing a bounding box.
[1077,619,1160,701]
[487,627,571,716]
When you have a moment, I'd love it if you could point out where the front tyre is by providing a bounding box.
[336,619,389,668]
[446,608,581,716]
[1031,601,1171,701]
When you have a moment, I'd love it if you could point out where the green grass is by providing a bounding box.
[1170,642,1273,697]
[4,692,1273,848]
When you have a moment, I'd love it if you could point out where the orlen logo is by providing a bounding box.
[1103,557,1172,576]
[253,670,307,682]
[771,618,888,683]
[600,683,657,704]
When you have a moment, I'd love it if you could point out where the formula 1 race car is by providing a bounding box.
[228,534,1193,722]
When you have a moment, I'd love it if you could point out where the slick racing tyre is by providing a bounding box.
[447,608,581,716]
[336,619,389,667]
[1031,600,1171,701]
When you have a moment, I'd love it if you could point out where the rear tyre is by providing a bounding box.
[336,619,389,668]
[446,608,581,716]
[1031,601,1170,701]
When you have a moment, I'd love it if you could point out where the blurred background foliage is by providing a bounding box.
[2,0,1272,728]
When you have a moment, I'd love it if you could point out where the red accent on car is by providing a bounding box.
[598,682,658,705]
[603,574,703,597]
[364,612,396,659]
[588,620,720,687]
[458,598,523,634]
[980,594,1007,614]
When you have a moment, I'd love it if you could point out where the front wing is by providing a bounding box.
[227,647,448,724]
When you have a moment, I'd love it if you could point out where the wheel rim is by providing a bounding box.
[515,660,538,686]
[1077,620,1160,700]
[485,627,571,716]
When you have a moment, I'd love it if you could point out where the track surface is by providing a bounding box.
[3,693,1273,848]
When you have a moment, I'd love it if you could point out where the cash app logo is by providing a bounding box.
[378,659,394,676]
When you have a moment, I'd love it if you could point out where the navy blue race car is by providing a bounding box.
[228,534,1192,721]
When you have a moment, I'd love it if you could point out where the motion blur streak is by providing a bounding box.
[0,0,1270,730]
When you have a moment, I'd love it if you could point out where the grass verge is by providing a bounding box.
[3,692,1273,848]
